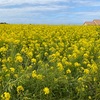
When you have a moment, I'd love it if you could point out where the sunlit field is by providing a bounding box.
[0,24,100,100]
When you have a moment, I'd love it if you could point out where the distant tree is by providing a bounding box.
[0,22,8,24]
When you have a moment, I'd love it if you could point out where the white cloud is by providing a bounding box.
[72,0,100,6]
[74,11,100,16]
[0,4,69,21]
[0,4,69,12]
[0,0,70,24]
[0,0,69,6]
[0,0,70,14]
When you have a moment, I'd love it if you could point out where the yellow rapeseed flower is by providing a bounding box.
[2,59,7,63]
[27,52,33,58]
[14,40,20,44]
[84,69,89,74]
[36,74,43,80]
[0,46,7,52]
[88,96,92,99]
[1,92,11,100]
[10,67,15,73]
[72,53,77,58]
[43,87,50,95]
[62,57,67,64]
[14,74,18,78]
[7,57,12,62]
[32,70,37,78]
[74,62,81,67]
[83,53,89,58]
[5,74,10,77]
[2,66,8,72]
[17,85,24,94]
[57,62,64,71]
[65,61,72,66]
[31,58,36,64]
[91,63,98,73]
[66,69,71,74]
[78,77,83,82]
[15,54,23,63]
[50,66,54,70]
[44,52,48,56]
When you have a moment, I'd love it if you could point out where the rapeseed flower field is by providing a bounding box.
[0,24,100,100]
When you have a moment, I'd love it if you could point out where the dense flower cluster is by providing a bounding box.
[0,24,100,99]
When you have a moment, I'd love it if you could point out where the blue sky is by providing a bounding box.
[0,0,100,24]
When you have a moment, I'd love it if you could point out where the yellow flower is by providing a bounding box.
[57,62,64,71]
[65,61,72,66]
[32,70,37,78]
[55,51,60,57]
[1,92,11,100]
[50,66,54,70]
[87,64,91,67]
[72,53,77,58]
[14,39,20,44]
[10,67,15,73]
[2,59,7,63]
[44,52,48,56]
[27,52,33,58]
[98,56,100,59]
[84,69,89,74]
[5,74,10,77]
[54,78,58,82]
[2,66,8,72]
[68,54,72,59]
[83,61,88,65]
[62,57,67,64]
[66,69,71,74]
[83,53,89,58]
[15,53,23,63]
[14,74,18,78]
[0,46,7,52]
[26,65,32,70]
[31,58,36,64]
[36,74,43,80]
[7,57,12,62]
[74,62,81,67]
[88,96,92,99]
[93,77,97,81]
[17,85,24,94]
[43,87,50,95]
[91,63,98,73]
[78,77,83,82]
